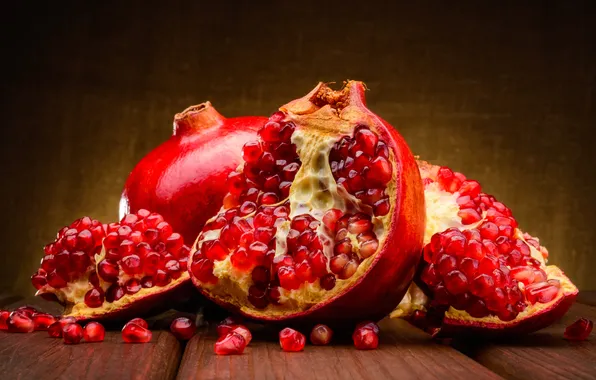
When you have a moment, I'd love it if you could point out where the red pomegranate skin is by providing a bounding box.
[120,102,265,243]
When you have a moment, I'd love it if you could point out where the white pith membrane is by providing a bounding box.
[34,212,190,319]
[189,83,398,318]
[390,161,578,328]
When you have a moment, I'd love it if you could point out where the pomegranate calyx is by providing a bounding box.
[173,101,226,136]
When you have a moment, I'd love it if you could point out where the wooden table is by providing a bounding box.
[1,294,594,379]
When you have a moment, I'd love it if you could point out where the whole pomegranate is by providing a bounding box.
[32,210,192,320]
[188,81,425,326]
[120,102,266,244]
[392,161,578,336]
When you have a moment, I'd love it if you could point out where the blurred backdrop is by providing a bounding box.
[1,1,595,296]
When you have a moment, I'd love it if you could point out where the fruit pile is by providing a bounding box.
[1,81,588,354]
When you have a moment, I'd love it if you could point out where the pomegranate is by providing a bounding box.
[392,162,578,336]
[214,332,246,355]
[120,102,265,244]
[170,317,196,340]
[310,324,333,345]
[6,311,35,333]
[189,81,425,327]
[279,327,306,352]
[84,322,105,342]
[32,313,57,330]
[352,324,379,350]
[122,321,152,343]
[63,323,84,344]
[48,317,77,337]
[32,210,192,320]
[564,318,593,341]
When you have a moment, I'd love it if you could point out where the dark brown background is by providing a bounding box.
[1,1,595,297]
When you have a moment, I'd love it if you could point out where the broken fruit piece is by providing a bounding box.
[32,210,192,321]
[392,162,578,336]
[310,324,333,345]
[122,321,152,343]
[63,323,84,344]
[189,81,425,327]
[170,317,196,340]
[214,332,246,355]
[121,102,265,244]
[84,322,105,342]
[279,328,306,352]
[564,318,593,341]
[352,325,379,350]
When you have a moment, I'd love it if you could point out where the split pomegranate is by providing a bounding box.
[279,328,306,352]
[120,102,265,244]
[63,323,84,344]
[48,317,77,337]
[310,324,333,345]
[564,318,593,341]
[122,321,152,343]
[32,210,191,320]
[392,161,578,335]
[6,311,34,333]
[352,324,379,350]
[189,81,425,326]
[214,332,247,355]
[170,317,196,340]
[84,322,105,342]
[32,313,57,330]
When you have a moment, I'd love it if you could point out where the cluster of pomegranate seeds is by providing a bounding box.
[279,327,306,352]
[97,209,191,307]
[122,318,152,343]
[32,216,105,291]
[310,324,333,345]
[220,111,300,210]
[170,317,196,340]
[421,166,560,321]
[564,318,593,341]
[63,323,84,344]
[352,321,380,350]
[329,126,392,216]
[214,319,251,355]
[84,322,105,342]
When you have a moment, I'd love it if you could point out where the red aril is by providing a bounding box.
[127,317,149,329]
[214,332,246,355]
[120,102,265,244]
[564,318,593,341]
[189,81,425,327]
[6,312,35,333]
[32,313,57,330]
[84,322,105,342]
[63,323,84,344]
[352,325,379,350]
[0,310,9,330]
[170,317,196,340]
[122,322,152,343]
[310,324,333,345]
[279,328,306,352]
[33,210,192,321]
[392,162,578,336]
[48,317,77,337]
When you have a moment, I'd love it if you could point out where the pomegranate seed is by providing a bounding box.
[485,288,507,312]
[48,317,76,337]
[279,328,306,352]
[0,310,10,330]
[459,180,481,198]
[121,254,142,275]
[460,257,478,279]
[436,254,457,276]
[30,313,56,331]
[7,312,34,333]
[242,141,262,163]
[278,266,301,290]
[84,322,105,342]
[458,208,482,224]
[525,281,560,304]
[356,321,380,334]
[214,332,246,355]
[320,274,336,290]
[421,264,440,287]
[84,288,104,308]
[479,222,499,240]
[170,317,196,340]
[125,278,142,294]
[353,326,379,350]
[98,260,119,282]
[444,270,468,295]
[310,324,333,345]
[127,318,149,329]
[122,322,152,343]
[564,318,593,341]
[510,266,535,285]
[63,323,84,344]
[47,270,68,288]
[248,285,269,308]
[470,274,495,297]
[466,299,490,318]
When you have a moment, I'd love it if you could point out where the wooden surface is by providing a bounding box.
[2,294,596,379]
[1,1,596,298]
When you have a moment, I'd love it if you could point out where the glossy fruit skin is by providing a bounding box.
[121,102,265,243]
[193,82,425,327]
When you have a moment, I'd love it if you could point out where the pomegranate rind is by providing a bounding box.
[189,81,425,326]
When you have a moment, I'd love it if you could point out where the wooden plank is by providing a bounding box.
[0,330,182,380]
[177,318,502,380]
[454,302,596,380]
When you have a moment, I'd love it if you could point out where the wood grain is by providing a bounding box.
[177,319,502,380]
[454,303,596,380]
[0,330,182,380]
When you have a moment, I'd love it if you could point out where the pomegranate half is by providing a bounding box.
[392,161,578,335]
[32,210,192,320]
[188,81,425,326]
[120,102,265,244]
